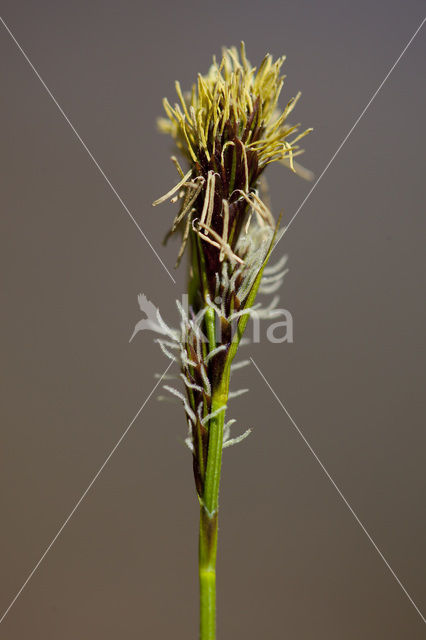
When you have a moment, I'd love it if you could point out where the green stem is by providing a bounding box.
[199,368,230,640]
[199,505,218,640]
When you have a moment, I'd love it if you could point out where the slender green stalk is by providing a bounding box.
[197,305,229,639]
[199,506,218,640]
[199,377,229,640]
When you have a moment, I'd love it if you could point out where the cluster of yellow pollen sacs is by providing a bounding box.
[158,42,312,173]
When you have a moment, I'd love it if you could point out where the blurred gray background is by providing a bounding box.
[1,1,425,638]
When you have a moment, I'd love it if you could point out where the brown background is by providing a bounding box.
[1,1,425,638]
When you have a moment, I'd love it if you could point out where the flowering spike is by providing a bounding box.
[132,44,312,639]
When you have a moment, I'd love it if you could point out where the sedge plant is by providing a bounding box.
[132,43,311,639]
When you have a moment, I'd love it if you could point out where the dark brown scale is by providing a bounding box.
[188,342,197,363]
[246,149,259,184]
[192,419,209,497]
[225,117,237,141]
[232,292,241,314]
[234,272,244,292]
[241,97,261,143]
[208,347,228,391]
[220,317,232,345]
